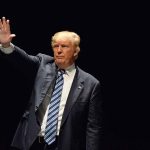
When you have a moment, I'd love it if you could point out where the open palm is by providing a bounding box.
[0,17,15,47]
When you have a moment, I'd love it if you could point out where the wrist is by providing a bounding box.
[0,43,14,54]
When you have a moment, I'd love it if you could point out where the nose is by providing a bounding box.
[57,45,62,52]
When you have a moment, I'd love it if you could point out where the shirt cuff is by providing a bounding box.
[0,43,15,54]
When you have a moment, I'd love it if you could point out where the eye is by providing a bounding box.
[53,44,59,48]
[61,44,69,48]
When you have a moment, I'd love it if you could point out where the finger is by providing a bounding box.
[10,34,16,38]
[6,19,11,33]
[0,19,3,29]
[9,34,16,42]
[2,17,7,30]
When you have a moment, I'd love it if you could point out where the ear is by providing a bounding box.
[74,47,80,57]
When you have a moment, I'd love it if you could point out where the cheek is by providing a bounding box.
[53,51,58,58]
[53,50,57,54]
[65,51,74,59]
[53,50,56,56]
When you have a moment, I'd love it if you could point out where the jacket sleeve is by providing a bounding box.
[0,45,41,79]
[86,82,104,150]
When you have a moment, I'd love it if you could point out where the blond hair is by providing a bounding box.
[51,31,80,52]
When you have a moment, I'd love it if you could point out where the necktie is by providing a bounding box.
[44,70,64,145]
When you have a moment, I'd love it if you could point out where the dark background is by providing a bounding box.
[0,1,149,150]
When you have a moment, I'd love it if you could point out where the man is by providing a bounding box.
[0,17,103,150]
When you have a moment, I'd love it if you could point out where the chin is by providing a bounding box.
[56,59,63,64]
[55,61,65,68]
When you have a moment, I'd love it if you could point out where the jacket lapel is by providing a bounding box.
[60,68,84,127]
[35,62,57,111]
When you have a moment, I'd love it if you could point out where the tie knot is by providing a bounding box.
[58,69,65,76]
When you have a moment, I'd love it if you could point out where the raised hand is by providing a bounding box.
[0,17,16,47]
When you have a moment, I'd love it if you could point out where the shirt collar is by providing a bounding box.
[65,64,76,76]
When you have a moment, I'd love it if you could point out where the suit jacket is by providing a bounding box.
[1,46,103,150]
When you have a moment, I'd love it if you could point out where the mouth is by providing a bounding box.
[56,56,64,59]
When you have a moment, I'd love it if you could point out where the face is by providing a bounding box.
[52,38,78,69]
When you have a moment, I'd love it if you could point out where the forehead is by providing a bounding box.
[53,39,73,47]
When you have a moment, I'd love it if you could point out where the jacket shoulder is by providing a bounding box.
[77,67,100,84]
[36,53,54,63]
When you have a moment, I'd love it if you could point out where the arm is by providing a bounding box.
[0,17,40,77]
[86,82,104,150]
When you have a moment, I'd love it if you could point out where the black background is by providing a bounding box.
[0,1,149,150]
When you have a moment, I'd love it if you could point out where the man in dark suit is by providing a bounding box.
[0,17,103,150]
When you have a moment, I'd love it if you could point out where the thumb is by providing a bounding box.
[10,34,16,39]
